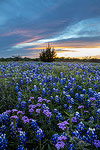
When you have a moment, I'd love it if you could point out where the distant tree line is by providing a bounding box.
[0,56,100,63]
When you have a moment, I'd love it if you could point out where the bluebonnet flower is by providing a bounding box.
[97,108,100,114]
[50,96,53,101]
[60,72,63,78]
[42,88,47,97]
[10,122,16,138]
[76,122,86,132]
[0,112,9,123]
[18,131,27,145]
[88,88,94,96]
[55,95,60,104]
[70,88,74,95]
[0,125,6,133]
[53,109,58,114]
[68,105,73,112]
[63,104,67,109]
[72,130,81,139]
[80,94,85,102]
[65,95,71,102]
[89,116,94,122]
[51,134,59,145]
[86,99,91,108]
[83,128,97,143]
[70,98,75,104]
[35,128,44,141]
[0,134,8,149]
[82,88,86,93]
[68,82,72,89]
[33,85,38,92]
[15,86,19,92]
[17,92,22,98]
[20,101,26,109]
[30,120,39,131]
[53,83,56,87]
[68,143,75,150]
[41,104,47,110]
[54,77,58,82]
[20,80,24,85]
[77,85,82,91]
[17,144,24,150]
[56,113,64,121]
[74,112,81,120]
[75,93,80,101]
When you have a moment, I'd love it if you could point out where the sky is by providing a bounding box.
[0,0,100,58]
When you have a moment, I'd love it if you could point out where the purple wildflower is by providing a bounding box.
[57,120,69,130]
[58,135,67,141]
[84,110,89,113]
[12,109,18,112]
[17,111,24,115]
[89,97,96,101]
[5,110,11,114]
[10,115,18,119]
[43,109,52,117]
[29,108,34,113]
[22,116,29,124]
[35,103,41,107]
[71,117,77,122]
[46,100,50,103]
[36,109,41,114]
[78,105,84,109]
[55,141,65,150]
[93,140,100,148]
[28,104,36,109]
[30,97,34,100]
[17,128,22,132]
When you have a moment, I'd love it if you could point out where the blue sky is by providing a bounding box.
[0,0,100,58]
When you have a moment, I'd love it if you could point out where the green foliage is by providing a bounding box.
[40,44,56,62]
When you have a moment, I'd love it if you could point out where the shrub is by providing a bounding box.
[40,44,56,62]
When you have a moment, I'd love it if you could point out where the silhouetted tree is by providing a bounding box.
[40,43,56,62]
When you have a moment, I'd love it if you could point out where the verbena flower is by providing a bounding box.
[55,141,65,150]
[93,140,100,148]
[43,109,52,117]
[71,117,77,123]
[57,121,69,130]
[36,109,41,114]
[22,116,29,124]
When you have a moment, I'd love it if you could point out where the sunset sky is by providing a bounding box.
[0,0,100,58]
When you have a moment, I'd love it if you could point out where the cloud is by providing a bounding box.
[0,0,100,57]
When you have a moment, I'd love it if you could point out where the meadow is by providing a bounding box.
[0,61,100,150]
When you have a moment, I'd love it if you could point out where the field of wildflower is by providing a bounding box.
[0,62,100,150]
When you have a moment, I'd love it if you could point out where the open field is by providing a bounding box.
[0,62,100,149]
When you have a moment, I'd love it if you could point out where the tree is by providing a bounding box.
[40,43,56,62]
